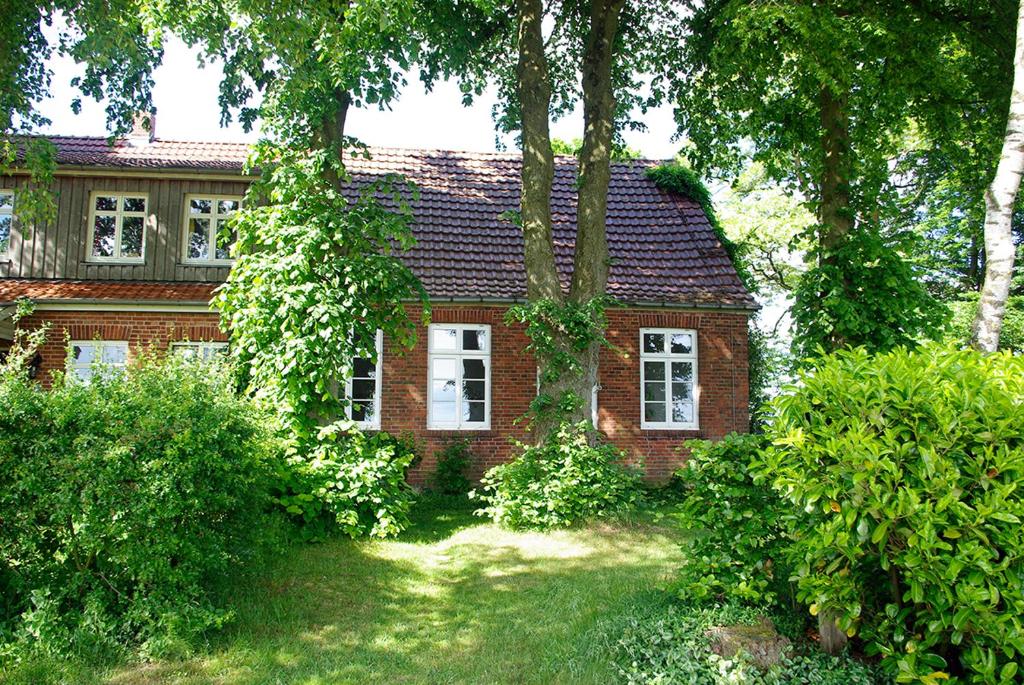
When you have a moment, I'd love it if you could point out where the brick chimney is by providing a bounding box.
[128,111,156,146]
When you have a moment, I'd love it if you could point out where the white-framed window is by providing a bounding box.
[87,192,147,262]
[182,195,241,264]
[428,324,490,430]
[537,367,600,427]
[640,328,698,430]
[0,190,13,256]
[170,341,229,361]
[346,330,383,429]
[68,341,129,383]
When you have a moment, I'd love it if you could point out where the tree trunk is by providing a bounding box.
[816,84,852,653]
[973,0,1024,352]
[516,0,562,303]
[566,0,625,428]
[817,84,854,353]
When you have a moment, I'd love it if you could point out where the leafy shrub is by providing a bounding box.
[0,351,277,660]
[273,428,418,540]
[613,596,881,685]
[758,345,1024,683]
[433,438,473,495]
[473,421,643,529]
[674,434,793,606]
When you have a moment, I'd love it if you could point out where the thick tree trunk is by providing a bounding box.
[565,0,625,428]
[319,89,352,193]
[973,0,1024,352]
[516,0,562,303]
[817,84,854,354]
[816,84,852,654]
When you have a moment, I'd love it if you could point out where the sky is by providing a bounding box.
[35,36,683,159]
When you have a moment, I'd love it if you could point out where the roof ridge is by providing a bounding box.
[20,133,671,165]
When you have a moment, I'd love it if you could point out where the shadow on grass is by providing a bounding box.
[7,498,685,685]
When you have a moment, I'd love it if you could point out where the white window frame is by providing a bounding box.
[345,329,383,430]
[427,323,491,431]
[68,340,129,382]
[181,194,242,265]
[0,189,13,257]
[639,328,699,430]
[170,341,229,361]
[86,191,148,263]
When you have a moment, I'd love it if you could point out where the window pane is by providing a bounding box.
[644,402,666,423]
[432,358,457,380]
[0,193,12,209]
[463,379,485,402]
[92,216,116,257]
[643,333,664,354]
[462,328,486,351]
[672,382,691,402]
[188,218,209,260]
[464,401,485,423]
[0,216,10,253]
[353,357,376,379]
[190,198,212,214]
[644,381,665,402]
[101,345,127,365]
[201,345,228,361]
[671,362,693,383]
[351,401,370,422]
[217,199,240,214]
[432,401,456,423]
[431,327,458,351]
[73,344,96,365]
[123,197,146,213]
[670,333,693,355]
[462,358,485,379]
[95,196,117,211]
[643,360,665,381]
[120,216,144,258]
[174,344,199,359]
[214,225,234,260]
[672,398,694,424]
[351,379,375,401]
[432,379,457,403]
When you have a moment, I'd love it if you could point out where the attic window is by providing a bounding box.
[183,195,240,265]
[87,193,147,263]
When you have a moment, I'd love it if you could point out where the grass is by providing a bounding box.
[4,496,685,685]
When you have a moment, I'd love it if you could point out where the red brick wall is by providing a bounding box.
[18,304,750,483]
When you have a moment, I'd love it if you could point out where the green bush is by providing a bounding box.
[473,421,643,529]
[0,351,277,661]
[758,345,1024,683]
[613,596,882,685]
[433,438,473,495]
[273,428,418,540]
[674,434,793,606]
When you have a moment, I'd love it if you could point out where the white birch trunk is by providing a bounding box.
[973,0,1024,352]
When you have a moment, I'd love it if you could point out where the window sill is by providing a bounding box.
[83,258,146,266]
[427,426,493,434]
[179,261,234,268]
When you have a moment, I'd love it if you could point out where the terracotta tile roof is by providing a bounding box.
[9,137,756,309]
[0,279,217,304]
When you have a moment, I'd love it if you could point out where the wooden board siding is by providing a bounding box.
[0,174,249,282]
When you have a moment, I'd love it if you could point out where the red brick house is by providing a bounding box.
[0,131,756,482]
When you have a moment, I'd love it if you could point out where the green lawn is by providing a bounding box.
[8,497,684,685]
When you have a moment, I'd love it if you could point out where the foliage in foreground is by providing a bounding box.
[432,438,473,495]
[759,345,1024,683]
[473,421,643,529]
[674,434,792,606]
[0,352,278,662]
[272,428,418,541]
[614,597,881,685]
